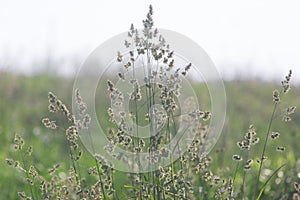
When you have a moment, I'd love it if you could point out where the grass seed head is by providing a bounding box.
[273,90,280,103]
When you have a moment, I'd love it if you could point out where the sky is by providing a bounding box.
[0,0,300,83]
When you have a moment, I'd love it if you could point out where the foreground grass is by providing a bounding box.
[1,73,300,199]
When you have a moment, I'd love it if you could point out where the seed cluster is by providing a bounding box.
[281,69,292,93]
[237,124,259,151]
[283,106,296,122]
[234,125,260,171]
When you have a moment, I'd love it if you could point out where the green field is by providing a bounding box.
[1,72,299,199]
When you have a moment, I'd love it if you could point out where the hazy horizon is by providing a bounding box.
[0,0,300,83]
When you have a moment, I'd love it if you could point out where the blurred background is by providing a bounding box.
[0,0,300,81]
[1,0,300,198]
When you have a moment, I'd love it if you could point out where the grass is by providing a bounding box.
[2,5,300,199]
[1,72,300,199]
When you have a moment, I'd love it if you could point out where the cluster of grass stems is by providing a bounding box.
[6,5,300,200]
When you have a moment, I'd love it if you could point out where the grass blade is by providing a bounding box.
[256,163,286,200]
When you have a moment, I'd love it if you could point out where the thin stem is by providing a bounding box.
[232,148,244,185]
[67,140,81,188]
[20,152,35,200]
[132,41,143,200]
[232,159,240,185]
[170,111,183,170]
[255,102,278,197]
[241,169,247,199]
[94,158,107,200]
[241,151,249,199]
[86,129,107,200]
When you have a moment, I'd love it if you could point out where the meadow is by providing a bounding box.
[1,71,300,199]
[1,6,300,200]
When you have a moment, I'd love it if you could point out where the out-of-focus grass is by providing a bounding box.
[1,73,299,199]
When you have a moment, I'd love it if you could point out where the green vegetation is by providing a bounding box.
[2,5,300,200]
[1,72,300,199]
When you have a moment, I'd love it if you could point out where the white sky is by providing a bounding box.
[0,0,300,82]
